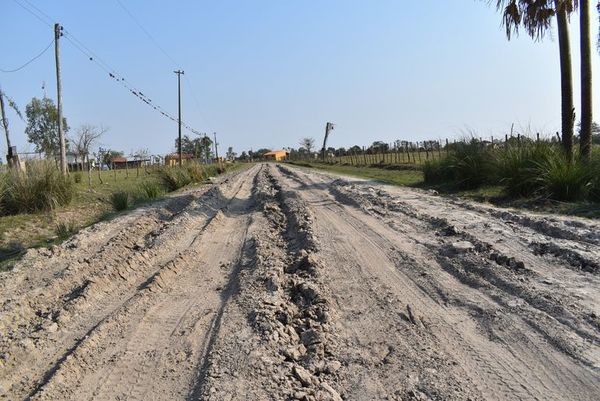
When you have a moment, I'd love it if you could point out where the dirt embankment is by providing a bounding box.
[1,163,599,400]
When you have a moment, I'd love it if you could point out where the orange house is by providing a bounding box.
[263,150,289,161]
[165,153,193,166]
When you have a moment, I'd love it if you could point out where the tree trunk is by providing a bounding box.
[555,0,575,162]
[580,0,593,161]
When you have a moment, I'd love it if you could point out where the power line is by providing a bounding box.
[10,0,53,27]
[22,0,54,25]
[114,0,179,67]
[112,0,210,127]
[0,38,53,73]
[11,0,205,136]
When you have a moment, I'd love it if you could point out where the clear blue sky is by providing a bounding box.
[2,0,599,156]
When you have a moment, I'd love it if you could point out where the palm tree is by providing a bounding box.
[580,0,593,161]
[494,0,576,161]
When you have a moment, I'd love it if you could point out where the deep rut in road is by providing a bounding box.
[1,163,599,400]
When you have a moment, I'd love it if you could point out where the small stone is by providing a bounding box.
[325,360,342,373]
[46,322,59,333]
[293,365,313,387]
[451,241,474,253]
[301,329,323,346]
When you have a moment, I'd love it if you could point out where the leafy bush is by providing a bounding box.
[110,191,130,211]
[138,180,162,199]
[0,161,74,215]
[73,172,82,183]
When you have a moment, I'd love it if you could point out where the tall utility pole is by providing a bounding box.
[321,122,334,161]
[174,69,184,167]
[55,23,67,175]
[213,132,219,161]
[0,89,11,152]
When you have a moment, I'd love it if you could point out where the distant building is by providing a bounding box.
[165,153,193,166]
[111,156,150,169]
[263,150,289,161]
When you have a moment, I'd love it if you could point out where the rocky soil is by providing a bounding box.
[1,163,599,400]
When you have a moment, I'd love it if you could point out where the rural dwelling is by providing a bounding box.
[165,153,193,166]
[263,150,289,161]
[111,157,150,169]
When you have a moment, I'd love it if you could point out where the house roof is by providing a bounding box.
[165,153,193,159]
[112,157,127,163]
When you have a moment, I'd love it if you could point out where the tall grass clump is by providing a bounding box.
[584,150,600,202]
[55,219,78,240]
[490,141,556,197]
[185,163,207,182]
[110,191,130,211]
[138,180,162,199]
[158,166,192,191]
[0,161,74,215]
[423,139,491,189]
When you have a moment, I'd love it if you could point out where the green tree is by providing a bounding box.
[175,135,196,155]
[25,97,69,156]
[494,0,577,160]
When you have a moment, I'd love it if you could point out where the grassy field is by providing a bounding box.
[288,161,424,186]
[0,163,244,270]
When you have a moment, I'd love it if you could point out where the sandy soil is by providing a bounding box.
[1,163,599,401]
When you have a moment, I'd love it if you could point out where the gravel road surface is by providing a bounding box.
[1,163,599,400]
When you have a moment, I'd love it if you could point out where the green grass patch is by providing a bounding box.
[288,161,423,187]
[110,191,130,211]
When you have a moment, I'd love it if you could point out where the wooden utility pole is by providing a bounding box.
[321,122,334,161]
[213,132,219,162]
[0,89,11,164]
[55,23,67,175]
[174,70,184,167]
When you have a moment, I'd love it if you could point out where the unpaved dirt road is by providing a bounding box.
[1,163,600,401]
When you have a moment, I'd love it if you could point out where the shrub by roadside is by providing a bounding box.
[0,161,74,215]
[424,139,600,202]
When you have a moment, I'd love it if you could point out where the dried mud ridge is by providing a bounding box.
[1,163,600,400]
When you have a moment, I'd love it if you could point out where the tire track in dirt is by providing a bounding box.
[276,164,600,400]
[29,166,259,401]
[0,166,258,400]
[195,166,344,400]
[3,163,600,400]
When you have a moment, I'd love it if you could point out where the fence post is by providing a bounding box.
[363,146,367,165]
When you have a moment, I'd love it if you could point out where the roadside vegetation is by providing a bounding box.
[0,161,237,270]
[287,136,600,218]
